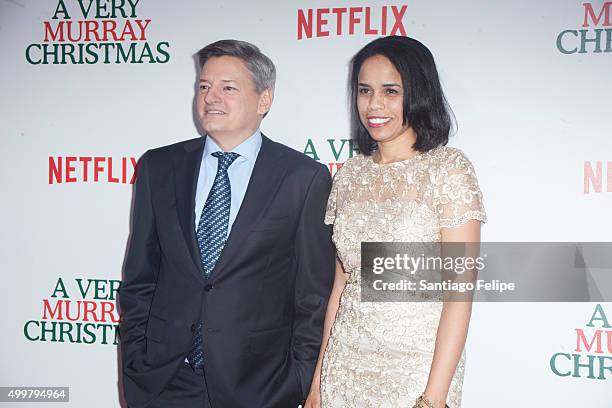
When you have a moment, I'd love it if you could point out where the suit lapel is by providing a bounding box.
[210,135,287,280]
[174,137,206,283]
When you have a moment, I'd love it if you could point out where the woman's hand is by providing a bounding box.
[303,389,321,408]
[303,257,348,408]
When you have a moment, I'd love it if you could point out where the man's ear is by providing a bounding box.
[257,88,273,115]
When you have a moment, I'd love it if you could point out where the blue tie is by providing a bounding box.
[188,151,239,369]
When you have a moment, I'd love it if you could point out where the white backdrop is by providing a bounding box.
[1,0,611,406]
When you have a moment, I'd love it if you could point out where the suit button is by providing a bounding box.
[190,324,196,333]
[204,284,214,292]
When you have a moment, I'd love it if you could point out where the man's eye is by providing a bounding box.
[224,86,236,91]
[199,85,209,91]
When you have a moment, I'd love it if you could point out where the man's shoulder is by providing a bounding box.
[145,137,202,160]
[135,138,201,173]
[265,137,327,176]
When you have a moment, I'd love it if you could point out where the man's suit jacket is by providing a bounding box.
[119,135,335,408]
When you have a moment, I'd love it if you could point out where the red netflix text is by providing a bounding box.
[297,5,408,40]
[48,156,137,184]
[584,161,612,194]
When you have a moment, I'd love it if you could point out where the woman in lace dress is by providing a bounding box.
[304,36,486,408]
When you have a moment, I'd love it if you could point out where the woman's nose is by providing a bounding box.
[368,91,384,110]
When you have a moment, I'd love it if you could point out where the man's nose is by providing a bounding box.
[204,86,221,104]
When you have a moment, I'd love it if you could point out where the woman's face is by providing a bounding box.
[357,55,412,145]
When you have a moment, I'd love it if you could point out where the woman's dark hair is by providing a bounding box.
[348,36,455,155]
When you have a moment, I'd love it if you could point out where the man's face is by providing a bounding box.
[197,56,270,142]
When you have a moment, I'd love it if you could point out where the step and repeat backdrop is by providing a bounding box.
[1,0,611,407]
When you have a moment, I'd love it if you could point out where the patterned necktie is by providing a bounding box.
[188,151,239,369]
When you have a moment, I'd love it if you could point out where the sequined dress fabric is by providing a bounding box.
[320,146,487,407]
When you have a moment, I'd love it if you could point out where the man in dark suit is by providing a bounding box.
[119,39,335,408]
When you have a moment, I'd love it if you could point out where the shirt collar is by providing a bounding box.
[203,130,262,164]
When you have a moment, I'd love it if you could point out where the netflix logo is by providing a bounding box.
[584,161,612,194]
[297,5,408,40]
[48,155,137,184]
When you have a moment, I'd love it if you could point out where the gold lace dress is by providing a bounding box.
[320,146,487,407]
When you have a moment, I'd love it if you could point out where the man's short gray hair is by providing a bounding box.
[197,39,276,93]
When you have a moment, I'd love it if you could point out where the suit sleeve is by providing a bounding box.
[292,164,335,398]
[118,151,161,374]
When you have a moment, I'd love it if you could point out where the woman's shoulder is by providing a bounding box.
[332,154,370,180]
[428,145,468,160]
[427,145,475,172]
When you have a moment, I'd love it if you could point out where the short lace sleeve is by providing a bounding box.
[324,171,340,225]
[435,148,487,228]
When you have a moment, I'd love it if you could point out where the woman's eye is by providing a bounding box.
[385,88,398,94]
[358,88,370,94]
